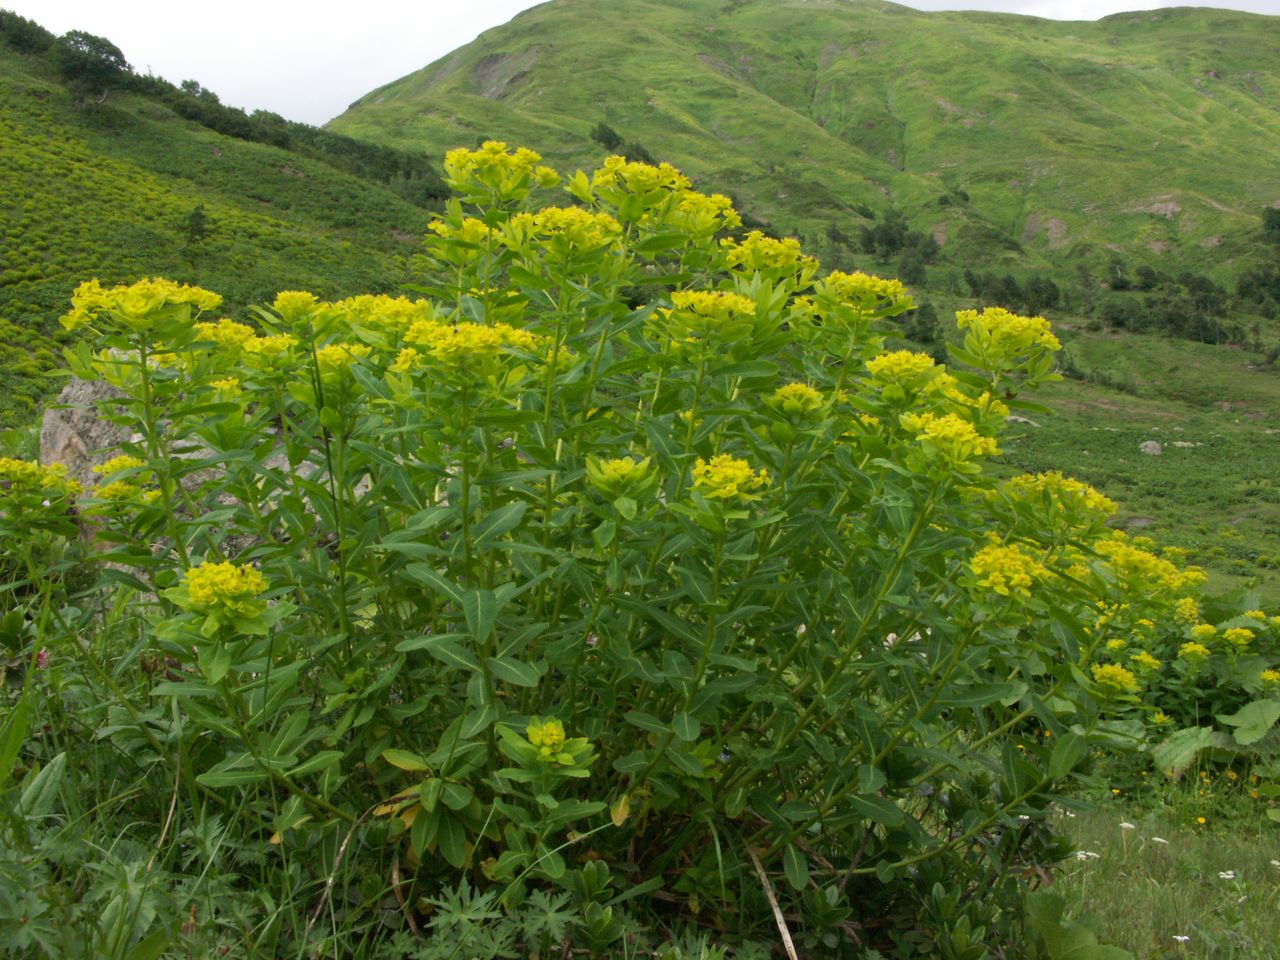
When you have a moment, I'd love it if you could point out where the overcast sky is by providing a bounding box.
[9,0,1279,125]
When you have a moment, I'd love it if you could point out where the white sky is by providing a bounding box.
[8,0,1279,125]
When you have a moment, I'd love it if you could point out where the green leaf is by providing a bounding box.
[383,749,432,772]
[437,813,469,868]
[19,752,66,817]
[783,844,809,891]
[672,713,700,742]
[287,750,343,779]
[613,496,637,521]
[463,588,500,643]
[0,696,32,785]
[1048,732,1087,779]
[1152,726,1216,778]
[472,501,528,547]
[848,792,904,827]
[936,681,1027,709]
[624,710,668,734]
[1216,699,1280,746]
[398,634,482,672]
[486,655,542,687]
[403,564,464,605]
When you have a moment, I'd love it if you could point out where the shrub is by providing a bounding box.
[2,143,1254,956]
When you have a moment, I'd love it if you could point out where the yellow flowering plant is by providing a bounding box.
[26,142,1273,953]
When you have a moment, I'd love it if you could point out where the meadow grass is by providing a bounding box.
[1057,800,1280,959]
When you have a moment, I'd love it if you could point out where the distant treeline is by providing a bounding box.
[0,9,448,208]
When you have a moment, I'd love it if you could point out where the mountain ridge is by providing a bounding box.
[331,0,1280,281]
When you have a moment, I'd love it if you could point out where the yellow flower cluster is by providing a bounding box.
[821,271,910,309]
[508,206,623,250]
[1094,533,1205,594]
[1107,638,1128,652]
[1001,471,1117,519]
[242,333,299,368]
[1174,597,1201,624]
[332,295,438,335]
[721,231,817,274]
[1243,609,1267,621]
[693,454,771,502]
[970,542,1048,598]
[527,716,567,760]
[866,350,937,385]
[955,307,1061,359]
[591,155,691,195]
[195,318,257,349]
[770,383,824,417]
[586,456,655,498]
[62,278,222,331]
[429,217,497,245]
[315,343,372,379]
[1092,662,1140,695]
[92,480,158,504]
[1178,641,1211,664]
[1261,669,1280,687]
[1190,623,1217,642]
[94,455,147,476]
[0,458,81,499]
[1222,627,1254,651]
[667,191,742,234]
[1130,650,1162,672]
[672,290,755,321]
[401,320,545,367]
[210,377,242,396]
[899,411,999,462]
[443,141,559,197]
[273,291,319,321]
[183,560,268,608]
[661,290,757,346]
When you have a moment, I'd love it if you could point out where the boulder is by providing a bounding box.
[39,378,129,491]
[1139,440,1162,456]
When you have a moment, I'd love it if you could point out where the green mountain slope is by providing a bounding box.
[331,0,1279,278]
[0,45,433,420]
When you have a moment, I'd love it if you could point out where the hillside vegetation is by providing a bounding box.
[332,0,1279,283]
[0,40,432,420]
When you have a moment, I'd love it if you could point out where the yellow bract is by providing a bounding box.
[970,542,1048,598]
[770,382,824,417]
[183,560,268,608]
[1001,471,1117,520]
[721,231,817,275]
[866,350,937,385]
[62,278,222,332]
[955,307,1061,360]
[693,455,771,502]
[900,411,999,462]
[1178,641,1211,663]
[195,318,257,349]
[93,455,147,476]
[0,458,81,499]
[1091,662,1140,695]
[590,155,690,195]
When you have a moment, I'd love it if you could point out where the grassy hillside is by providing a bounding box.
[0,46,433,420]
[331,0,1279,280]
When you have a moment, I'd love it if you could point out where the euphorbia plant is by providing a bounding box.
[33,141,1245,953]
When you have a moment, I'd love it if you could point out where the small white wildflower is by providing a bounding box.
[1271,859,1280,868]
[796,623,807,636]
[1073,850,1101,861]
[1151,837,1169,844]
[1119,822,1136,830]
[1018,815,1031,821]
[1218,870,1236,880]
[1173,935,1190,943]
[1063,810,1076,818]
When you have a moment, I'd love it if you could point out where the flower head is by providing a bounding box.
[1091,662,1139,695]
[970,542,1048,598]
[692,455,770,502]
[183,561,268,610]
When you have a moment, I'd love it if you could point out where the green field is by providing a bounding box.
[0,47,431,420]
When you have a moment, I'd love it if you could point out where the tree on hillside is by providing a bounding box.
[52,30,130,107]
[1265,207,1280,245]
[0,9,54,53]
[590,121,623,152]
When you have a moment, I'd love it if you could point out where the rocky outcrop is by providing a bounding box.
[39,379,129,491]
